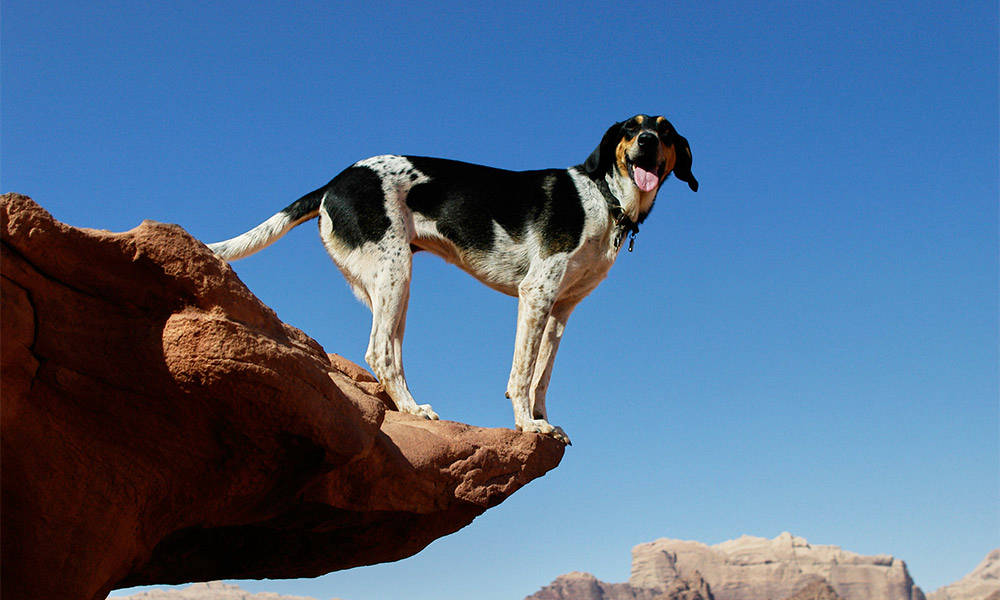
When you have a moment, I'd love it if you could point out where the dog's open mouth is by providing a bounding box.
[627,160,665,192]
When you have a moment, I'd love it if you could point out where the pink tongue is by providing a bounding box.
[632,166,659,192]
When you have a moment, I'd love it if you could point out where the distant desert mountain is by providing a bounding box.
[527,533,926,600]
[527,569,714,600]
[928,549,1000,600]
[113,581,337,600]
[113,581,319,599]
[626,532,924,600]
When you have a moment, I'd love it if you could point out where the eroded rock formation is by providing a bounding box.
[781,578,843,600]
[928,549,1000,600]
[626,533,924,600]
[527,570,714,600]
[1,194,564,600]
[526,533,926,600]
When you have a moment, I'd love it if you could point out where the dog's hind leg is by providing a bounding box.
[318,209,437,420]
[363,261,437,420]
[364,259,438,420]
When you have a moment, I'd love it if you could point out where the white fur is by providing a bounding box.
[208,210,316,260]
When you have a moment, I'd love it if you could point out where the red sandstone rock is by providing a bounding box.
[0,194,564,600]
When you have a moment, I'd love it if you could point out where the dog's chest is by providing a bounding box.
[558,238,618,301]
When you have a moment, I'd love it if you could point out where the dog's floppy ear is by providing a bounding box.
[584,121,624,176]
[671,133,698,192]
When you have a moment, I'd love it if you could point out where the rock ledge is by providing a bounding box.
[1,194,564,600]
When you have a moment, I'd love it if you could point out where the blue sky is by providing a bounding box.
[4,1,997,599]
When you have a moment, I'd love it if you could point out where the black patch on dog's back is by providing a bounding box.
[405,158,500,251]
[322,166,391,248]
[404,157,584,257]
[537,171,585,255]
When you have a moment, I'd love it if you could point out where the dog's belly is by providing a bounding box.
[410,235,528,297]
[412,214,539,296]
[409,212,619,302]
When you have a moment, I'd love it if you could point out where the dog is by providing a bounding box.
[207,114,697,444]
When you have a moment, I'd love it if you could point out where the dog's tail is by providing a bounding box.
[207,185,325,261]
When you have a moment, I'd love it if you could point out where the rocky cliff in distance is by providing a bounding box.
[1,194,565,600]
[114,581,332,600]
[627,533,925,600]
[526,533,927,600]
[928,549,1000,600]
[528,570,715,600]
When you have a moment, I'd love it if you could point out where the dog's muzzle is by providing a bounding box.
[627,134,665,193]
[625,137,666,192]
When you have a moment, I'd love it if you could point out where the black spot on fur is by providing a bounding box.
[404,157,584,256]
[538,172,585,256]
[322,165,391,248]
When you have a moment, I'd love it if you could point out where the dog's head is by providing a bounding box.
[584,114,698,194]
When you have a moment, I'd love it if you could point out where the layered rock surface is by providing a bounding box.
[527,533,926,600]
[782,578,844,600]
[1,194,564,600]
[928,549,1000,600]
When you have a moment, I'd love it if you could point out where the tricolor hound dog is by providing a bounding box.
[208,114,698,444]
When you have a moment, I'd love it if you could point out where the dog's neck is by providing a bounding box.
[589,171,643,251]
[603,171,658,223]
[575,164,660,251]
[605,172,638,222]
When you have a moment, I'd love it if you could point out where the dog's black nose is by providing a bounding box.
[637,131,658,149]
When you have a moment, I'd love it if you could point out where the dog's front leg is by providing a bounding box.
[507,261,571,445]
[529,299,579,422]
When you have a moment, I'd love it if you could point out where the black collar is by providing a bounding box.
[593,175,639,252]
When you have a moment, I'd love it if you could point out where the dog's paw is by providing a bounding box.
[414,403,439,420]
[517,419,572,446]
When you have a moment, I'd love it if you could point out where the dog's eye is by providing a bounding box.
[623,125,639,138]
